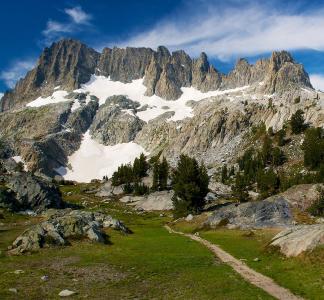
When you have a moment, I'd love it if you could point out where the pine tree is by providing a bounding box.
[303,127,324,170]
[232,173,250,203]
[272,147,286,166]
[159,157,169,190]
[221,164,228,183]
[290,109,306,134]
[261,134,273,165]
[133,153,148,179]
[229,166,235,177]
[172,155,209,217]
[152,161,160,191]
[152,157,169,191]
[256,168,279,198]
[276,129,286,146]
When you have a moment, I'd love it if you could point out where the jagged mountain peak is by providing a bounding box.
[0,39,313,112]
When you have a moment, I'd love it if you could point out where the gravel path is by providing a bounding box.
[165,225,303,300]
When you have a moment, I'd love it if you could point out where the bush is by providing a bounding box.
[172,155,209,217]
[122,182,134,194]
[133,182,149,196]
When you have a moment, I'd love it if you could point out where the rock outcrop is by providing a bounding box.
[3,172,64,213]
[267,184,324,212]
[270,224,324,257]
[90,96,145,145]
[8,209,130,255]
[206,197,293,229]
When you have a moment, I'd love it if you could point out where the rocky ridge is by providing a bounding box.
[1,39,313,111]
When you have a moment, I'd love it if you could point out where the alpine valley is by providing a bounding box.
[0,38,324,300]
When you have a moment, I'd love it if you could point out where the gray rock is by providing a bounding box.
[127,190,174,211]
[270,224,324,257]
[155,64,183,100]
[9,209,129,255]
[65,99,98,134]
[185,214,194,221]
[3,172,63,213]
[59,289,77,297]
[206,197,293,229]
[90,97,145,145]
[8,288,18,294]
[97,46,154,82]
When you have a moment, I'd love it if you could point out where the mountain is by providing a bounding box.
[1,39,312,111]
[0,38,322,182]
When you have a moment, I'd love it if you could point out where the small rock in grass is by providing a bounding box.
[13,269,24,274]
[59,289,77,297]
[9,288,18,293]
[186,214,193,221]
[253,257,260,262]
[41,275,49,281]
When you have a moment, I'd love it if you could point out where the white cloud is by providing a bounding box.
[0,93,3,100]
[65,6,91,24]
[0,59,35,89]
[42,20,74,36]
[119,2,324,61]
[310,74,324,91]
[42,6,91,41]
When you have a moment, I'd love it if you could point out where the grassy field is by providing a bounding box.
[172,219,324,300]
[0,185,273,299]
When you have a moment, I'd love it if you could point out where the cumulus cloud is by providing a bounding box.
[120,1,324,61]
[310,74,324,91]
[42,6,91,42]
[0,59,35,89]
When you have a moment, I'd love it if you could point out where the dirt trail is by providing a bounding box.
[165,225,303,300]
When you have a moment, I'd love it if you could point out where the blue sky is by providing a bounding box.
[2,0,324,96]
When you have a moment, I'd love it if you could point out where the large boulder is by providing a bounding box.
[270,184,323,212]
[4,172,63,213]
[270,224,324,257]
[206,197,293,229]
[122,190,174,211]
[9,209,129,255]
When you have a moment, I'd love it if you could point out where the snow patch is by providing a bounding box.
[11,156,28,171]
[54,131,148,183]
[27,90,69,107]
[75,75,250,122]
